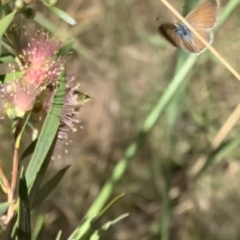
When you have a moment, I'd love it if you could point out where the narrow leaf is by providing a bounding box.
[20,140,37,162]
[55,230,62,240]
[58,39,74,56]
[0,54,14,63]
[196,134,240,178]
[0,11,16,38]
[31,165,70,209]
[90,213,129,240]
[69,194,125,240]
[41,0,76,25]
[25,69,66,189]
[16,171,31,240]
[0,202,10,216]
[32,215,45,240]
[28,138,56,206]
[4,71,24,83]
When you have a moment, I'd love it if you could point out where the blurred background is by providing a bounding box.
[7,0,240,239]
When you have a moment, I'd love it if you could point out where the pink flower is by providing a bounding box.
[1,28,90,144]
[20,30,62,86]
[1,78,42,118]
[45,76,90,141]
[1,30,64,119]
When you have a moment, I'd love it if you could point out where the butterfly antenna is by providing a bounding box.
[154,17,169,23]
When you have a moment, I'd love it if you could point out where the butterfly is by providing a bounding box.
[158,0,219,54]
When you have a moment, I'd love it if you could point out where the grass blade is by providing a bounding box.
[0,202,10,217]
[31,165,70,209]
[196,134,240,178]
[25,69,66,190]
[41,0,76,25]
[16,171,31,240]
[55,230,62,240]
[0,11,16,38]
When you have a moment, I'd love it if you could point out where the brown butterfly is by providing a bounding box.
[158,0,220,54]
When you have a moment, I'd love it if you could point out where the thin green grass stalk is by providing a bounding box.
[162,1,199,239]
[159,159,172,240]
[215,0,240,30]
[166,0,199,140]
[195,133,240,179]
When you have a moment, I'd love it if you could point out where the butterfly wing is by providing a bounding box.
[180,27,213,53]
[185,0,219,29]
[158,24,180,47]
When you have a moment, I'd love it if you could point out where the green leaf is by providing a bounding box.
[16,170,31,240]
[32,215,45,240]
[58,39,74,56]
[41,0,76,25]
[215,0,240,31]
[0,202,10,217]
[4,71,24,83]
[98,193,125,217]
[55,230,62,240]
[0,10,16,57]
[20,140,37,162]
[25,68,66,190]
[69,194,125,240]
[0,54,14,63]
[90,213,129,240]
[29,146,53,206]
[0,11,16,38]
[182,0,199,16]
[196,134,240,178]
[31,165,70,209]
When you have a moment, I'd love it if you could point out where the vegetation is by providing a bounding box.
[0,0,239,239]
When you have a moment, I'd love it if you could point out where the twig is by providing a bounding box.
[4,147,19,224]
[190,101,240,177]
[212,102,240,148]
[4,119,23,225]
[11,148,19,193]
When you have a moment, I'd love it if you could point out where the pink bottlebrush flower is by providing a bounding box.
[1,78,42,118]
[45,76,90,141]
[20,30,62,86]
[1,30,64,119]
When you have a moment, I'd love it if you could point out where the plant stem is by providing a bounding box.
[11,148,19,196]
